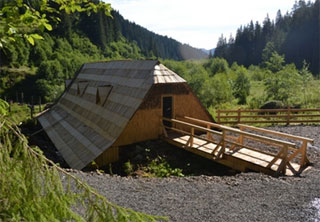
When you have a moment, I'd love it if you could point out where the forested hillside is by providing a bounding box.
[0,0,207,103]
[214,0,319,75]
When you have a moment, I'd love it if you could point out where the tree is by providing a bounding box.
[204,57,229,76]
[232,68,251,104]
[0,0,112,48]
[264,51,285,73]
[264,64,302,104]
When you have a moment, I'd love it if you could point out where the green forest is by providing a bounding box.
[0,0,207,103]
[214,0,319,75]
[0,0,318,111]
[0,0,319,221]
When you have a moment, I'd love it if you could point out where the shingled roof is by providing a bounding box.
[38,60,186,169]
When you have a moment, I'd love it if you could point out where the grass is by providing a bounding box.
[7,103,47,125]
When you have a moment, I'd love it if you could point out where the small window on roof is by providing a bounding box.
[96,85,112,106]
[77,81,89,96]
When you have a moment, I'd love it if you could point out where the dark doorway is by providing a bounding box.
[162,96,173,127]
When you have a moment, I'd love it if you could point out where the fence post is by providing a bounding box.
[287,106,290,125]
[21,92,24,104]
[39,97,42,112]
[217,110,220,124]
[237,109,241,124]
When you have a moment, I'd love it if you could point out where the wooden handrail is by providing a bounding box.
[162,117,222,136]
[218,108,320,113]
[238,124,314,144]
[218,114,320,119]
[164,117,296,147]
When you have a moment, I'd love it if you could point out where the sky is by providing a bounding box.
[107,0,299,50]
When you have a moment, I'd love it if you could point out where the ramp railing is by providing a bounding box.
[161,116,313,175]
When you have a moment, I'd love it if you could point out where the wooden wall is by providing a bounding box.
[96,83,214,166]
[94,146,119,167]
[113,108,162,146]
[114,83,213,146]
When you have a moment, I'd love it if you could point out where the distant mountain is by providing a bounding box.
[112,11,208,60]
[179,44,209,60]
[201,48,215,56]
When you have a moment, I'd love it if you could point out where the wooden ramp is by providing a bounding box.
[161,117,314,176]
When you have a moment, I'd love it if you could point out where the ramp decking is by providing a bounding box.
[161,117,313,176]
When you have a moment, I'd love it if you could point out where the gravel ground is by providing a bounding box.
[70,125,320,222]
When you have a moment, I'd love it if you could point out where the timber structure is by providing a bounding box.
[37,60,212,169]
[161,116,313,176]
[37,60,313,176]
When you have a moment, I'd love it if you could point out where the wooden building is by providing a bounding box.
[38,60,213,169]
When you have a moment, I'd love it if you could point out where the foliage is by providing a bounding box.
[232,68,251,104]
[201,74,234,108]
[164,55,318,112]
[144,156,184,178]
[264,52,285,73]
[0,0,112,48]
[0,116,167,221]
[0,99,9,115]
[214,0,320,75]
[264,64,302,104]
[123,160,134,176]
[203,57,229,76]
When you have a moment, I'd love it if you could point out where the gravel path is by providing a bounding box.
[71,125,320,222]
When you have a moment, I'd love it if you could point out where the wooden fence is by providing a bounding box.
[216,108,320,125]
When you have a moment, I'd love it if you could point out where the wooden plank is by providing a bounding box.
[238,124,314,143]
[165,131,303,176]
[218,108,320,113]
[217,114,320,119]
[162,117,222,136]
[178,117,296,147]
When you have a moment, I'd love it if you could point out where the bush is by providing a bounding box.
[232,67,251,104]
[204,57,229,76]
[144,156,184,177]
[264,64,302,104]
[36,60,64,83]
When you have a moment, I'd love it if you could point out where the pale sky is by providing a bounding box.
[107,0,299,49]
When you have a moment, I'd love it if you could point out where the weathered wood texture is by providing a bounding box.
[217,108,320,125]
[94,146,119,167]
[113,84,213,147]
[161,116,313,176]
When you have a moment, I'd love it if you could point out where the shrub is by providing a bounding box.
[204,57,229,76]
[144,156,184,178]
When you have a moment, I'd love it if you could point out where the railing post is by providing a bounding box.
[217,110,220,124]
[300,141,308,167]
[221,130,226,157]
[237,109,241,124]
[239,125,244,148]
[278,145,288,175]
[206,124,209,139]
[190,127,194,147]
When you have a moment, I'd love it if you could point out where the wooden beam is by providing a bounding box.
[238,124,314,144]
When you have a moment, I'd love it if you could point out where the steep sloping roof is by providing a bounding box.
[38,60,186,169]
